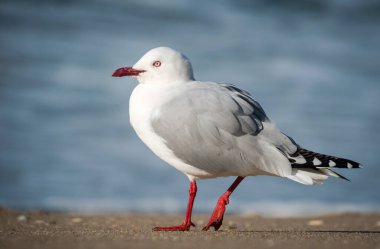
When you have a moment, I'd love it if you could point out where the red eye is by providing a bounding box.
[153,61,161,67]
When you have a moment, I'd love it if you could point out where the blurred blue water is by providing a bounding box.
[0,0,379,216]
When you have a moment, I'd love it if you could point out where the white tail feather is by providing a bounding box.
[287,169,330,185]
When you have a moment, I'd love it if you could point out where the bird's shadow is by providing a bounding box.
[234,230,380,234]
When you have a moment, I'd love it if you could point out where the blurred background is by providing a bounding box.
[0,0,379,216]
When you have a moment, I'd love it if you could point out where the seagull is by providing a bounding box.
[112,47,361,231]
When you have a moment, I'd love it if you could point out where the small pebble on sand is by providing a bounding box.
[17,215,27,221]
[71,218,83,223]
[307,219,324,226]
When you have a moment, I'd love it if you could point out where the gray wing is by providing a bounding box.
[151,83,294,176]
[219,83,268,135]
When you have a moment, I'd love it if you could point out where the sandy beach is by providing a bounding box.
[0,208,379,249]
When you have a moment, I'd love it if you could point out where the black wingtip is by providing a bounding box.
[332,170,351,182]
[290,148,361,169]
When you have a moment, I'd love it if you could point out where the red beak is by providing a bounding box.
[112,67,145,77]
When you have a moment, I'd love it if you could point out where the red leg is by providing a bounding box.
[203,176,244,231]
[153,181,197,231]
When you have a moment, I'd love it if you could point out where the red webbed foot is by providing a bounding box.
[153,221,195,231]
[202,195,228,231]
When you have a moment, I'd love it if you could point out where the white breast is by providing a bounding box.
[129,83,212,180]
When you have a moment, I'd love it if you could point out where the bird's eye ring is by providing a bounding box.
[153,61,161,67]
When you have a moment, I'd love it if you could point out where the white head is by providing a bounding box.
[112,47,194,84]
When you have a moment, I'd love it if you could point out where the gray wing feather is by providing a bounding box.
[151,83,295,176]
[153,83,267,138]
